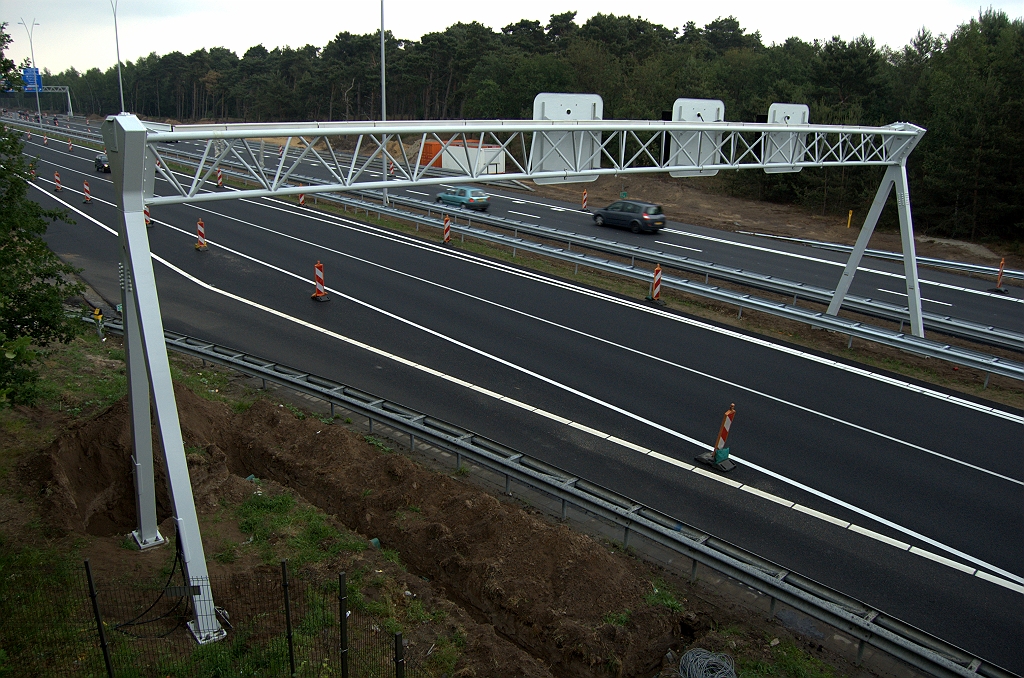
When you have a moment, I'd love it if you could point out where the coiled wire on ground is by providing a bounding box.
[679,648,736,678]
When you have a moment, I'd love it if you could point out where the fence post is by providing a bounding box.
[282,560,296,677]
[84,560,115,678]
[339,572,349,678]
[395,632,405,678]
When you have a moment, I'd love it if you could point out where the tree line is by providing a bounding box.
[14,10,1024,241]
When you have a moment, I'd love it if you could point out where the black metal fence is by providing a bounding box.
[12,560,430,677]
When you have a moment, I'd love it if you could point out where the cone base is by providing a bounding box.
[987,287,1008,294]
[694,451,736,473]
[194,244,208,251]
[311,294,329,302]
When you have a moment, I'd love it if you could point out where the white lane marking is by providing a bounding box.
[876,288,953,307]
[198,199,1024,486]
[508,210,541,219]
[169,202,1024,587]
[654,240,703,253]
[34,153,1024,433]
[489,192,591,215]
[34,182,1024,594]
[406,190,429,196]
[663,227,1024,304]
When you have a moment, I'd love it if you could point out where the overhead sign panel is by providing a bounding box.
[764,103,809,174]
[21,67,41,93]
[669,98,725,177]
[531,93,603,185]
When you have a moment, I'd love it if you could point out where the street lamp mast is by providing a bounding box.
[380,0,388,206]
[17,18,43,123]
[110,0,126,113]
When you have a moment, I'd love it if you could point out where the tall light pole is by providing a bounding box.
[380,0,388,206]
[110,0,126,113]
[17,18,43,123]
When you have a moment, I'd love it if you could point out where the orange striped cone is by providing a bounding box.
[68,139,73,151]
[54,171,62,192]
[195,218,208,251]
[144,205,151,227]
[216,168,223,187]
[582,189,588,210]
[43,134,48,145]
[30,168,36,180]
[695,404,737,472]
[647,264,662,302]
[443,215,451,244]
[311,261,328,301]
[298,189,305,207]
[83,180,92,203]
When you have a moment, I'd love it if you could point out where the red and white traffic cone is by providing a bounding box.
[195,218,208,251]
[54,171,62,192]
[216,168,223,187]
[388,161,395,176]
[43,134,48,145]
[144,205,151,227]
[278,145,284,158]
[26,131,31,140]
[582,189,588,210]
[83,180,92,203]
[443,214,451,244]
[647,264,662,302]
[311,261,328,301]
[298,189,306,207]
[989,257,1008,294]
[30,168,36,180]
[695,404,737,472]
[68,139,73,151]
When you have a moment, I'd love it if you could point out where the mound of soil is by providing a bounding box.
[19,388,694,676]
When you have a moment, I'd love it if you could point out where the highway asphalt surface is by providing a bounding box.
[24,113,1024,333]
[17,127,1024,672]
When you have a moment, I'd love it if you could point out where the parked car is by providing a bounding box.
[94,154,110,173]
[592,200,666,233]
[435,187,489,211]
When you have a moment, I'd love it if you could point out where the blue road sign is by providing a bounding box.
[22,68,42,93]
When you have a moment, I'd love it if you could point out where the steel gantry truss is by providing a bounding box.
[104,109,925,644]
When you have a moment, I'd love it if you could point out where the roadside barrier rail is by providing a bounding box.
[97,318,1019,678]
[747,233,1024,282]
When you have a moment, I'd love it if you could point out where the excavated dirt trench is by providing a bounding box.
[20,385,697,677]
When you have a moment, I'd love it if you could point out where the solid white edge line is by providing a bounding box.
[849,524,912,550]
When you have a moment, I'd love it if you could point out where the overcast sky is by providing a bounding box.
[4,0,1022,75]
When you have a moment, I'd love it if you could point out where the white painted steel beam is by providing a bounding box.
[103,114,225,644]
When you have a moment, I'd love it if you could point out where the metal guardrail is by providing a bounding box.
[746,233,1024,282]
[143,140,1024,357]
[95,318,1018,678]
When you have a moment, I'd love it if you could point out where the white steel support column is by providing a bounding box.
[893,163,924,338]
[121,260,165,550]
[825,164,924,338]
[103,115,225,644]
